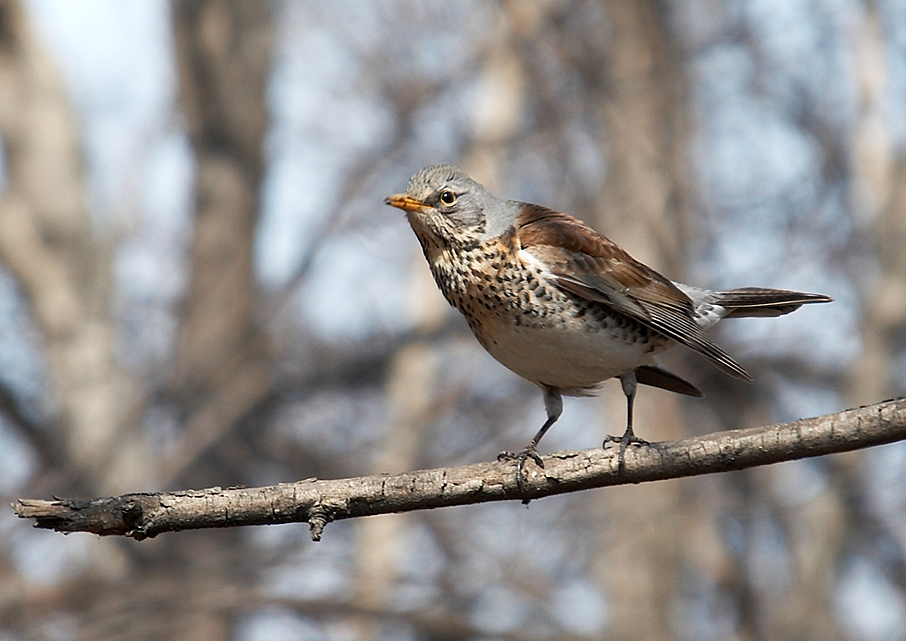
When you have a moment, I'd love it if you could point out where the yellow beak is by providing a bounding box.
[384,194,427,212]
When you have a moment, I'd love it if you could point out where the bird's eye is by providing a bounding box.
[439,190,456,205]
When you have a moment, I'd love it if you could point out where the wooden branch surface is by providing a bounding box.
[14,399,906,541]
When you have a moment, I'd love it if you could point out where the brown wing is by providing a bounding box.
[515,205,752,382]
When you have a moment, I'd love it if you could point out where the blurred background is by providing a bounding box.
[0,0,904,639]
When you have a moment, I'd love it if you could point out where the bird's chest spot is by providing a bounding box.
[428,241,569,337]
[427,240,665,359]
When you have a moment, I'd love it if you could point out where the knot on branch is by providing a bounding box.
[307,505,331,542]
[121,499,147,539]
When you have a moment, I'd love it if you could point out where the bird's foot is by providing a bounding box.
[603,431,650,473]
[602,433,649,448]
[498,445,544,497]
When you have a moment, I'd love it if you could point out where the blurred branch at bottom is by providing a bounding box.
[14,398,906,541]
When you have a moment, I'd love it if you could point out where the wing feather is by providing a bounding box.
[516,205,752,382]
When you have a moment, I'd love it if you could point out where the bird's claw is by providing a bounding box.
[603,432,650,473]
[498,446,544,496]
[602,433,649,448]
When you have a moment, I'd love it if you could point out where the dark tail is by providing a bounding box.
[635,364,704,397]
[716,287,833,319]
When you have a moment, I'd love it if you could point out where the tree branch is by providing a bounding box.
[14,399,906,541]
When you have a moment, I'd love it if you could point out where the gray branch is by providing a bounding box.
[14,399,906,541]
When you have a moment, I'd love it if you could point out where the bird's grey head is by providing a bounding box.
[384,164,516,245]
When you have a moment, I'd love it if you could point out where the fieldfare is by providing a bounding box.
[386,164,832,482]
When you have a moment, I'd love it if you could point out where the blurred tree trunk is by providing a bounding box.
[596,1,691,277]
[0,0,145,493]
[166,0,273,486]
[850,6,906,405]
[56,3,279,641]
[353,338,441,641]
[590,2,694,638]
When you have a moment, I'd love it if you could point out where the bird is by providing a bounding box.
[385,164,832,482]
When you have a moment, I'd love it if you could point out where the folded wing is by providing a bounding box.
[515,205,753,382]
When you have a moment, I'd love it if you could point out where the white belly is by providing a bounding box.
[479,316,666,394]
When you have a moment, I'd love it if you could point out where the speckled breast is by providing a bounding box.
[425,238,671,390]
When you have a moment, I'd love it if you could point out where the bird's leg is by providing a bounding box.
[499,386,562,494]
[604,372,649,468]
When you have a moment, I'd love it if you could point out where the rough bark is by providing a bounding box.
[15,399,906,541]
